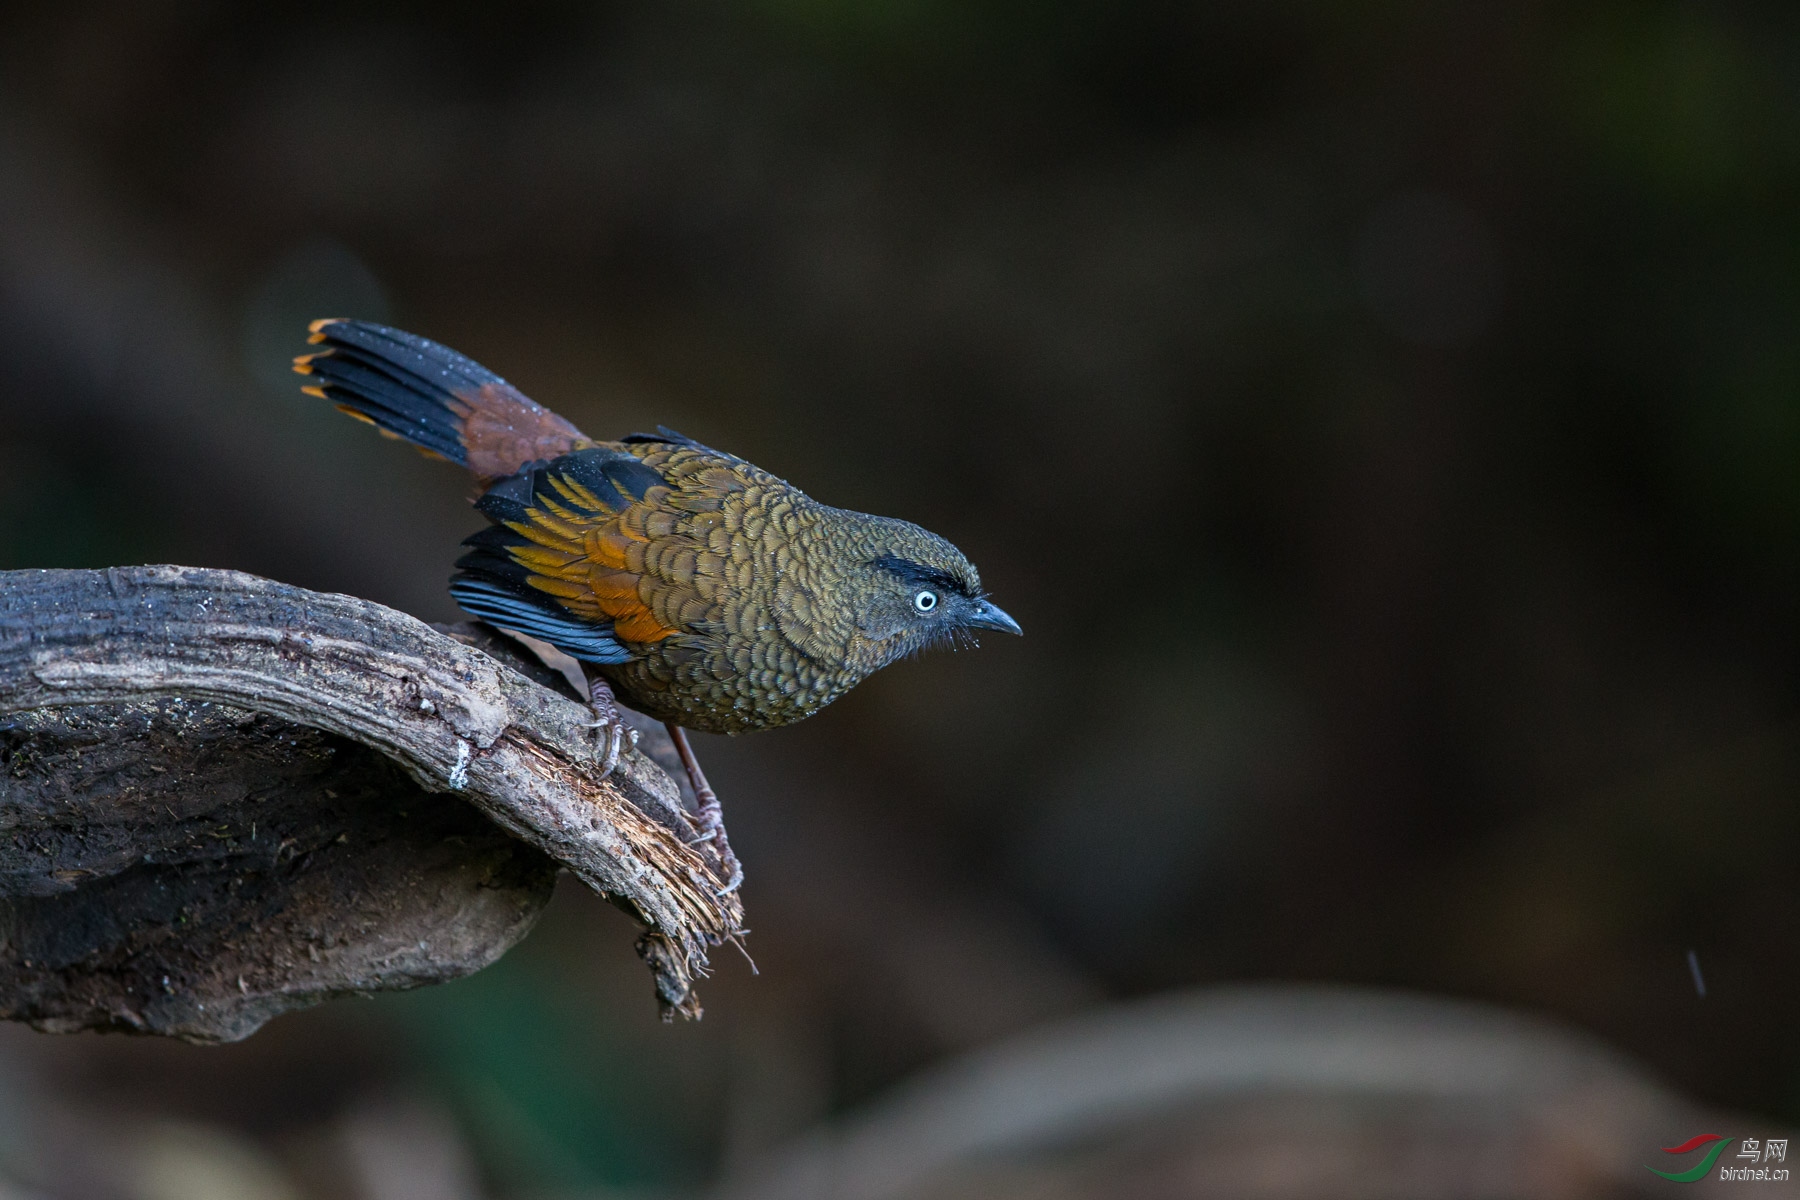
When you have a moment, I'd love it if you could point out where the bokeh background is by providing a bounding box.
[2,0,1799,1196]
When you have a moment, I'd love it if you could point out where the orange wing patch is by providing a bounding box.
[501,464,678,645]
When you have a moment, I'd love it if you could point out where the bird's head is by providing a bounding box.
[847,522,1021,667]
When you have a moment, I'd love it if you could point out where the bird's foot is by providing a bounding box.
[667,722,745,894]
[578,675,636,781]
[694,800,745,895]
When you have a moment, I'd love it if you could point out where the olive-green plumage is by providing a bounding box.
[295,320,1019,735]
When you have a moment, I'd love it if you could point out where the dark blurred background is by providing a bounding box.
[1,0,1799,1195]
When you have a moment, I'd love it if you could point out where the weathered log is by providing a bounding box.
[0,566,745,1039]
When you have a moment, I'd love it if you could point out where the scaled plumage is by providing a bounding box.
[296,319,1019,737]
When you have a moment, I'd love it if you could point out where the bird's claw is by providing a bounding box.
[579,696,632,780]
[690,833,744,895]
[691,801,744,895]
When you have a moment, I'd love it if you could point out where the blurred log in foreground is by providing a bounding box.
[0,566,745,1039]
[717,986,1787,1200]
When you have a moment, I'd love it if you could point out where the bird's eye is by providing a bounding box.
[913,590,939,614]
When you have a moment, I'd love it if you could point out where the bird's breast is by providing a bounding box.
[600,495,874,733]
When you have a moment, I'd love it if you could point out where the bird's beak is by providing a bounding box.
[963,598,1022,636]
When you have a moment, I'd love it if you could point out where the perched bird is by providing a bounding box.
[295,319,1019,889]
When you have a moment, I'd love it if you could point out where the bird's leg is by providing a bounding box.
[578,669,635,781]
[667,722,743,894]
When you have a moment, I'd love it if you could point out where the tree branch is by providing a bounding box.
[0,566,744,1038]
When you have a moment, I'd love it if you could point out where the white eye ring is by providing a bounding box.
[913,590,939,614]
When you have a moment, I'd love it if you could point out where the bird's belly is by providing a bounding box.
[601,648,855,735]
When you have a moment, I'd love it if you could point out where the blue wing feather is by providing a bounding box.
[447,578,633,664]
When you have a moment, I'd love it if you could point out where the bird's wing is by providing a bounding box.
[451,443,746,664]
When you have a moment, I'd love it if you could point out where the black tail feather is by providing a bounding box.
[296,319,521,467]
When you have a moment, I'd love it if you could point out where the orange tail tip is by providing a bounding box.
[306,317,344,341]
[300,385,327,399]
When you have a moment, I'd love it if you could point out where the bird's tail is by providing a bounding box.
[294,319,588,480]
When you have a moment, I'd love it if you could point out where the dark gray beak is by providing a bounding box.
[963,598,1022,636]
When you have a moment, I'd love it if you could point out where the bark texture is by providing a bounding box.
[0,566,744,1040]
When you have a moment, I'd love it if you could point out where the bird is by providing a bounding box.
[294,319,1020,891]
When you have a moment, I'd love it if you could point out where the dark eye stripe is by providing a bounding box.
[871,552,967,595]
